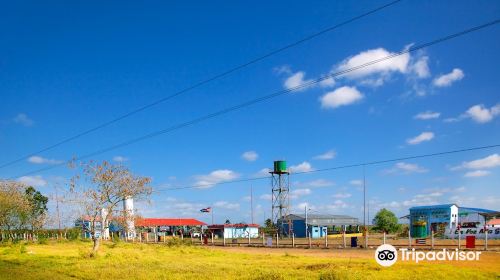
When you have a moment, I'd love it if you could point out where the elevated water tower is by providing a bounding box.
[270,160,290,236]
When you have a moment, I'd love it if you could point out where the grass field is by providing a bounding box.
[0,240,499,279]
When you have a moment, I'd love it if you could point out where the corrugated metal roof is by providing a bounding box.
[459,207,497,214]
[136,218,206,227]
[283,214,360,226]
[409,204,457,210]
[287,213,356,220]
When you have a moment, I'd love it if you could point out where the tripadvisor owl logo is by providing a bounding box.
[375,244,398,267]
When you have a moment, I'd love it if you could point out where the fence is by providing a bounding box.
[4,230,499,251]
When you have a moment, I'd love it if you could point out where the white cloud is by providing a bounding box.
[290,188,312,199]
[113,156,128,162]
[313,149,336,160]
[410,56,430,78]
[464,170,491,178]
[406,131,434,145]
[27,156,63,165]
[466,104,500,123]
[214,201,240,210]
[414,111,440,120]
[320,86,363,109]
[254,168,271,177]
[296,179,334,188]
[333,192,352,199]
[260,194,272,201]
[454,154,500,170]
[13,113,34,126]
[336,47,410,82]
[194,169,239,188]
[289,162,314,173]
[319,77,335,88]
[387,162,428,174]
[328,200,348,210]
[274,65,292,75]
[349,180,363,186]
[241,151,258,162]
[433,68,464,87]
[283,71,313,91]
[18,176,47,187]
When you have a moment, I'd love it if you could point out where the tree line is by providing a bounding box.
[0,181,48,241]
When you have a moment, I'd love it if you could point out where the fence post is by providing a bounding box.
[383,231,386,245]
[248,233,251,246]
[458,229,461,250]
[223,235,226,246]
[364,228,368,249]
[485,228,488,251]
[211,232,214,246]
[146,233,149,243]
[325,232,328,248]
[292,233,295,248]
[262,234,265,246]
[408,230,412,249]
[343,230,346,248]
[276,233,279,248]
[431,230,434,250]
[308,235,312,249]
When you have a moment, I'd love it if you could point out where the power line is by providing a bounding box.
[0,0,403,170]
[10,19,500,179]
[151,143,500,193]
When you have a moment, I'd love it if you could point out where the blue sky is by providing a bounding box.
[1,0,499,226]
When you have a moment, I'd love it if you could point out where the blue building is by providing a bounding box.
[281,214,360,238]
[407,204,497,237]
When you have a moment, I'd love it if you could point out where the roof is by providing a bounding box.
[283,214,360,226]
[459,207,497,214]
[409,204,497,213]
[487,219,500,225]
[409,204,458,211]
[136,218,206,227]
[208,223,260,229]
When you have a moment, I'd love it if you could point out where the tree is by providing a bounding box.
[373,208,401,233]
[25,186,48,232]
[261,218,276,234]
[0,181,32,240]
[225,219,231,224]
[264,218,273,229]
[70,161,152,255]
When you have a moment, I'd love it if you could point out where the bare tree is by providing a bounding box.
[70,161,151,255]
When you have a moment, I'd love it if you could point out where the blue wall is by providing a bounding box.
[282,220,327,238]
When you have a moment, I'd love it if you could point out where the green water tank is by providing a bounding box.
[273,161,287,173]
[412,221,427,238]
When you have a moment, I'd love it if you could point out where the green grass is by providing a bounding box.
[0,241,497,279]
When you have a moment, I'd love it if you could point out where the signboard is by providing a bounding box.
[445,227,500,239]
[266,237,273,247]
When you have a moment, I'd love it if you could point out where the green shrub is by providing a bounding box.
[167,237,192,247]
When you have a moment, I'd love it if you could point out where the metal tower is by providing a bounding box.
[270,160,290,236]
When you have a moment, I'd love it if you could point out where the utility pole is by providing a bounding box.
[250,185,254,224]
[54,185,61,233]
[305,205,308,238]
[363,165,368,249]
